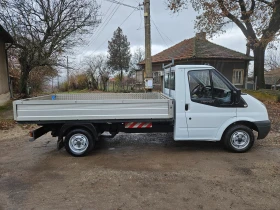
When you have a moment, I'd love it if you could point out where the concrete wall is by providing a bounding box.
[0,40,9,95]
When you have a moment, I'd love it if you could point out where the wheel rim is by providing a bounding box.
[69,134,89,155]
[230,130,250,150]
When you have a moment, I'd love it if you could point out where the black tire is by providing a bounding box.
[64,129,95,157]
[223,125,254,153]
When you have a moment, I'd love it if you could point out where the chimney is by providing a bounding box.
[196,32,206,40]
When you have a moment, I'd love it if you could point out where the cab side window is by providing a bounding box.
[188,70,232,106]
[164,72,175,90]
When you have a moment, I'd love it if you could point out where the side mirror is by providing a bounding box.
[233,89,241,104]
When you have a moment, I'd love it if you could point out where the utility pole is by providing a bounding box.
[57,75,60,90]
[144,0,153,91]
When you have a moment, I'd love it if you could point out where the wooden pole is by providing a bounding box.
[144,0,153,91]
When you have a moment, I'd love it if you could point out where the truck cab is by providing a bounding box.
[163,65,270,152]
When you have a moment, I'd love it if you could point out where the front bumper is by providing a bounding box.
[255,120,271,139]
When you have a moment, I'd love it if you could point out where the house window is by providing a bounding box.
[153,72,160,84]
[232,69,244,85]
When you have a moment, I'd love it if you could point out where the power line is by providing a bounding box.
[87,2,122,48]
[137,6,143,30]
[151,19,169,47]
[89,8,136,55]
[76,2,116,55]
[151,18,174,46]
[105,0,142,10]
[151,18,177,58]
[81,0,142,56]
[80,2,118,53]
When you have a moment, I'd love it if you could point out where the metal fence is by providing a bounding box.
[101,81,144,92]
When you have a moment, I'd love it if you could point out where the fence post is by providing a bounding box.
[254,76,257,90]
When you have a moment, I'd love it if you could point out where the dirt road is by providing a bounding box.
[0,127,280,210]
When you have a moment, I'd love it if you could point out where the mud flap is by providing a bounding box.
[57,138,64,150]
[29,127,51,142]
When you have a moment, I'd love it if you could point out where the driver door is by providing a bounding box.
[185,69,236,140]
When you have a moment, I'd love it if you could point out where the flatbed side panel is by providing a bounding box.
[16,119,173,124]
[14,99,174,122]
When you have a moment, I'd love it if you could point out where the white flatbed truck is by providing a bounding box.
[13,65,271,156]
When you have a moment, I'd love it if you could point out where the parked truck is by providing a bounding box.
[13,65,271,156]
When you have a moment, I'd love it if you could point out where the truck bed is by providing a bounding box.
[13,93,174,123]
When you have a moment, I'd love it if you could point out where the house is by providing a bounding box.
[0,25,13,105]
[139,32,253,90]
[264,68,280,90]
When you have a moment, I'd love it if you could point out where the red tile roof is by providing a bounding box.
[139,36,253,65]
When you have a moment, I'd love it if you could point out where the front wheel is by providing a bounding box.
[223,125,254,153]
[64,129,95,157]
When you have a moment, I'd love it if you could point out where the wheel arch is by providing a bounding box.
[59,123,98,141]
[221,121,258,141]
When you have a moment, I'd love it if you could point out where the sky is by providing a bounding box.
[71,0,249,65]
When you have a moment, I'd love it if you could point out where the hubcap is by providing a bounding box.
[69,134,89,155]
[230,130,250,150]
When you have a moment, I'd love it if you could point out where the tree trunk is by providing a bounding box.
[19,70,30,96]
[253,46,266,89]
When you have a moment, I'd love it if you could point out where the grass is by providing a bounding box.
[0,100,13,113]
[0,101,15,129]
[242,89,280,102]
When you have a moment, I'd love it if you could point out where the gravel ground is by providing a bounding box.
[0,127,280,210]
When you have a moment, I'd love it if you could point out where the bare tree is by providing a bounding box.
[84,54,110,91]
[83,56,99,90]
[0,0,100,96]
[0,0,7,7]
[129,47,145,78]
[96,55,110,91]
[266,49,280,71]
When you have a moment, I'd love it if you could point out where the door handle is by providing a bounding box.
[185,104,189,111]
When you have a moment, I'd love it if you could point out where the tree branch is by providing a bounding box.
[256,0,275,8]
[238,0,257,40]
[261,0,280,45]
[217,0,249,38]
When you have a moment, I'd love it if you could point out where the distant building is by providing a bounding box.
[0,25,13,105]
[139,32,253,90]
[264,68,280,90]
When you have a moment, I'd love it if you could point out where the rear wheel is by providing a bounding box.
[223,125,254,153]
[64,129,95,157]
